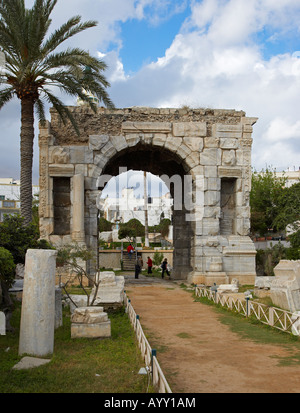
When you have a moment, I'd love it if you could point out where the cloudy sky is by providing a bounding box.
[1,0,300,185]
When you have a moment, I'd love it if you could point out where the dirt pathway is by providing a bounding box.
[125,280,300,393]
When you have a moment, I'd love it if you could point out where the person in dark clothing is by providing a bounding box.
[147,256,152,274]
[135,256,143,279]
[134,261,140,279]
[161,258,170,279]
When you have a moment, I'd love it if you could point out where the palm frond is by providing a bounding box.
[34,96,46,126]
[0,85,15,108]
[41,16,97,56]
[43,88,80,135]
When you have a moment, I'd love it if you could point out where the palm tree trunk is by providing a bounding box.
[20,97,34,226]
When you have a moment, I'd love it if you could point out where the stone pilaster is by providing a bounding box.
[72,174,85,243]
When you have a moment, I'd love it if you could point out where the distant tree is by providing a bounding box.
[118,218,145,242]
[289,229,300,250]
[250,168,286,236]
[272,182,300,233]
[99,217,112,233]
[149,218,171,239]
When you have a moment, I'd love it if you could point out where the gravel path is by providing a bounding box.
[125,278,300,393]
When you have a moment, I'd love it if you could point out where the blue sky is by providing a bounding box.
[119,4,191,72]
[1,0,300,185]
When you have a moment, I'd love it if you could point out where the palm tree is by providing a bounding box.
[0,0,114,225]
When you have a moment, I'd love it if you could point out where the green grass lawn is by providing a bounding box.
[0,301,152,393]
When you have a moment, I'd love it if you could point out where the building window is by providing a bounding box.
[3,201,15,208]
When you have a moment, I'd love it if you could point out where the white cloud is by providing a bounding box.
[98,51,127,82]
[263,118,300,142]
[104,0,300,171]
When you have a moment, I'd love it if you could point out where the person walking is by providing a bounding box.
[127,243,134,259]
[161,258,170,279]
[147,256,153,274]
[135,256,143,279]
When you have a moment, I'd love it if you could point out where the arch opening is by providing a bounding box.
[96,144,195,279]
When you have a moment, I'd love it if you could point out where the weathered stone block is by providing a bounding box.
[220,138,239,149]
[183,137,204,152]
[89,135,110,150]
[218,166,242,178]
[153,133,167,147]
[204,191,220,206]
[71,307,108,324]
[100,141,117,158]
[91,271,125,306]
[165,136,182,151]
[185,152,200,169]
[176,143,191,159]
[173,122,206,137]
[204,137,219,148]
[122,121,171,133]
[270,260,300,312]
[125,134,141,147]
[200,148,221,166]
[49,164,74,177]
[110,135,128,152]
[222,150,236,166]
[71,321,111,338]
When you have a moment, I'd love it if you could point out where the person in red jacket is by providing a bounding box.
[127,243,134,259]
[147,256,152,274]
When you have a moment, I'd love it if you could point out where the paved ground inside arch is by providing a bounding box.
[124,276,300,393]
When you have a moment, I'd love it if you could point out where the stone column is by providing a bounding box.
[0,311,5,335]
[72,174,85,242]
[19,249,58,356]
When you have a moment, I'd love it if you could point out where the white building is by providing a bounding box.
[275,167,300,188]
[100,188,173,226]
[0,178,39,221]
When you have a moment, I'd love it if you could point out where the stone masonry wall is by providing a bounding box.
[49,106,246,145]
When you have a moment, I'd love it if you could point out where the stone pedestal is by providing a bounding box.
[270,260,300,312]
[19,249,57,356]
[91,271,125,309]
[204,272,229,286]
[71,307,111,338]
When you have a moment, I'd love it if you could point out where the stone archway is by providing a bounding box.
[96,142,194,279]
[38,106,258,285]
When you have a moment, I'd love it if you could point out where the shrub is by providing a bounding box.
[153,251,163,266]
[256,243,300,276]
[0,247,15,289]
[0,214,53,264]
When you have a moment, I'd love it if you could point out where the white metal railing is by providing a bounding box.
[124,293,172,393]
[195,286,300,335]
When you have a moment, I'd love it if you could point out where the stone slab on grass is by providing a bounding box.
[13,356,51,370]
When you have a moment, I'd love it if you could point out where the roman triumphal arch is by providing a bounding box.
[38,106,258,285]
